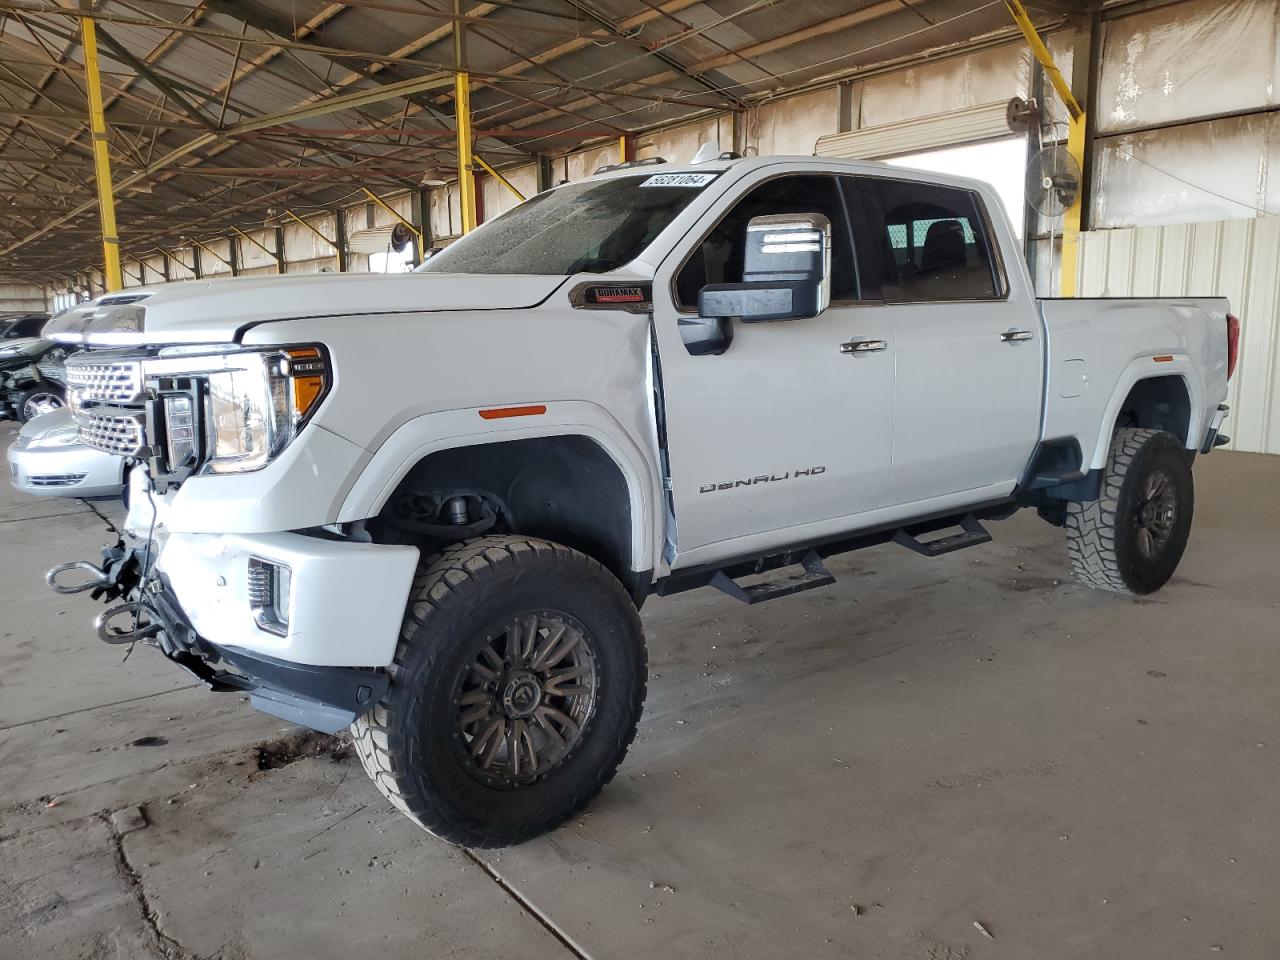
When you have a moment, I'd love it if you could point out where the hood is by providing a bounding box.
[43,272,570,346]
[18,406,75,443]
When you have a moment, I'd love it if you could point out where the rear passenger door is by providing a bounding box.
[846,176,1042,507]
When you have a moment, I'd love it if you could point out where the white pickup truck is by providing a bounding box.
[45,154,1238,847]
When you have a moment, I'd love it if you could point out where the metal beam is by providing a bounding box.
[80,15,122,292]
[0,67,454,259]
[473,155,524,202]
[454,0,477,234]
[360,186,422,242]
[285,209,339,251]
[1005,0,1082,120]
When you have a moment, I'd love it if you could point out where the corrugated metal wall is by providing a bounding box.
[1078,217,1280,455]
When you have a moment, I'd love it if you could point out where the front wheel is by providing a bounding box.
[352,536,647,847]
[16,383,64,423]
[1065,427,1194,594]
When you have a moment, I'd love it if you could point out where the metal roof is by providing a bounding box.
[0,0,1089,283]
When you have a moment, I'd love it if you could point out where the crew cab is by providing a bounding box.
[44,154,1238,848]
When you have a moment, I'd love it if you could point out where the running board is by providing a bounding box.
[709,549,835,604]
[893,514,991,558]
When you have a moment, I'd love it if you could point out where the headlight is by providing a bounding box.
[204,347,329,474]
[150,345,329,476]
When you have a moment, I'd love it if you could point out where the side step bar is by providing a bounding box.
[893,513,991,558]
[710,549,835,605]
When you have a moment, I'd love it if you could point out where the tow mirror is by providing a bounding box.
[698,213,832,323]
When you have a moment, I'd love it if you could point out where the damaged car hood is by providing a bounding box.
[43,273,571,346]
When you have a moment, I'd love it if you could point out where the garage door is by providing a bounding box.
[814,101,1013,161]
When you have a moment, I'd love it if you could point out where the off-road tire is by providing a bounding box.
[351,536,646,848]
[15,383,64,423]
[1065,427,1194,595]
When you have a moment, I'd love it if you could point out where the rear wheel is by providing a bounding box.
[352,536,646,847]
[16,384,64,423]
[1065,427,1194,594]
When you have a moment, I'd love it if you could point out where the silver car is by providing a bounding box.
[7,408,124,498]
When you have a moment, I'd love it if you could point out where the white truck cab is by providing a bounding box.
[46,154,1237,847]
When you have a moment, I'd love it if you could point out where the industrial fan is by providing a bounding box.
[1026,144,1081,219]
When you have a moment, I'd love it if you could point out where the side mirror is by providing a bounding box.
[698,213,832,323]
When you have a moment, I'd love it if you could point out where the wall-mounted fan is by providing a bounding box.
[390,222,415,253]
[1026,144,1081,219]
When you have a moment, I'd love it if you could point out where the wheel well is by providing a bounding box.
[374,435,643,602]
[1117,376,1191,445]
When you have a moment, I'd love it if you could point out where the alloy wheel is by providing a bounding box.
[1134,467,1177,560]
[22,392,63,421]
[452,612,598,788]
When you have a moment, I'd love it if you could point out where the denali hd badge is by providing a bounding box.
[699,466,826,493]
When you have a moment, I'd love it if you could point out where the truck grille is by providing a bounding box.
[65,360,143,404]
[79,413,145,457]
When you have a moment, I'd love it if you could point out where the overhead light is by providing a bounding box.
[421,174,446,187]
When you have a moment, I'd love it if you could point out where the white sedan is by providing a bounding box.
[7,408,123,498]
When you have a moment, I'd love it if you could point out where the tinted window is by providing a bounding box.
[12,315,46,338]
[675,175,857,309]
[850,177,1001,302]
[418,174,715,276]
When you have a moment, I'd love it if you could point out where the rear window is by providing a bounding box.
[850,177,1003,302]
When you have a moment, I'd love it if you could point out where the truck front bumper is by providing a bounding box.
[49,471,419,733]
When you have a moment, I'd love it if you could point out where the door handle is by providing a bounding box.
[1001,329,1034,343]
[840,338,888,355]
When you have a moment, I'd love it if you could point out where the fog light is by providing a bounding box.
[247,557,292,636]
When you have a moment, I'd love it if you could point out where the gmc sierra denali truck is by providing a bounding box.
[45,154,1238,848]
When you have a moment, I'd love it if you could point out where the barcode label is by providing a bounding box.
[639,172,718,188]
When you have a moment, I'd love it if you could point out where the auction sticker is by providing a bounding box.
[639,172,718,188]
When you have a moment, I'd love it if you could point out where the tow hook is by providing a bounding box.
[94,602,162,645]
[46,560,111,595]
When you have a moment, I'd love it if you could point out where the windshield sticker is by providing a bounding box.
[639,172,718,188]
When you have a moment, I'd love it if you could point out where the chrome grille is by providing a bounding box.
[65,360,142,404]
[28,473,87,487]
[79,413,145,457]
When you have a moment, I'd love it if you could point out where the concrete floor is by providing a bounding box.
[2,420,1277,960]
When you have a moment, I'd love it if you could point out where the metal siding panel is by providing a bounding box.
[1078,216,1280,454]
[1096,0,1279,135]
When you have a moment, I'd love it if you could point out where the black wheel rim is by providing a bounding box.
[452,612,598,789]
[1134,467,1177,560]
[22,391,62,420]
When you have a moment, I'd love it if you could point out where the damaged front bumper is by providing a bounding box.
[47,469,420,734]
[49,543,389,733]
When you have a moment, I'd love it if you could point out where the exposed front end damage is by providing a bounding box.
[48,534,392,734]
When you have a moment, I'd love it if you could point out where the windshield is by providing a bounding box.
[417,173,717,276]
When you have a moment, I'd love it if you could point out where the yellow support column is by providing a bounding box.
[1059,115,1086,297]
[80,16,123,292]
[454,0,477,234]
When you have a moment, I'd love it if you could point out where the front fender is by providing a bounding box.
[335,400,662,573]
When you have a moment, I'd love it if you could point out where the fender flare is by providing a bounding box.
[335,400,662,572]
[1089,356,1202,470]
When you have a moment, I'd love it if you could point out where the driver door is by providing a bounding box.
[651,173,895,569]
